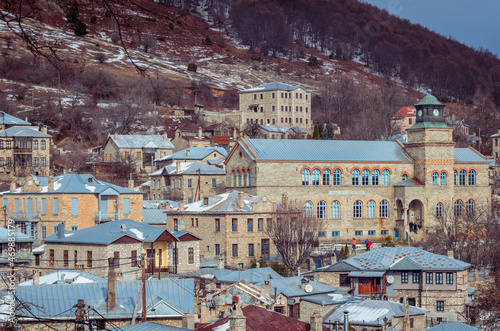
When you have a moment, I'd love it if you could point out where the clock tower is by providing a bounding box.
[404,90,455,186]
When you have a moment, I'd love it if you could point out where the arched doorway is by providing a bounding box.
[408,199,424,228]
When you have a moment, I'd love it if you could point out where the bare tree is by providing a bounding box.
[267,199,322,275]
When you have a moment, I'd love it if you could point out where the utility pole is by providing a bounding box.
[142,254,147,322]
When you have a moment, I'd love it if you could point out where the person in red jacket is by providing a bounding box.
[365,239,373,251]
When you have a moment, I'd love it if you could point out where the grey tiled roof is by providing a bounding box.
[155,147,227,162]
[169,191,260,214]
[152,161,226,176]
[321,247,470,272]
[255,276,341,298]
[214,267,283,284]
[0,126,52,138]
[454,148,490,163]
[425,322,479,331]
[43,219,176,244]
[103,322,193,331]
[0,112,31,126]
[0,228,33,243]
[172,230,202,240]
[143,209,167,225]
[241,139,413,162]
[239,82,311,93]
[110,134,174,149]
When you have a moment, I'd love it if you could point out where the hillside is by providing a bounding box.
[0,0,499,154]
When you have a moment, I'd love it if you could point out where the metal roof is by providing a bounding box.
[110,134,174,149]
[259,125,308,134]
[415,91,443,106]
[14,279,194,320]
[43,219,176,245]
[255,276,340,298]
[0,228,33,243]
[241,139,413,162]
[321,247,470,272]
[0,112,31,126]
[169,191,260,214]
[19,270,105,286]
[215,267,283,284]
[143,200,178,209]
[425,322,479,331]
[393,177,424,187]
[298,292,350,306]
[155,147,228,162]
[152,161,226,176]
[454,148,490,163]
[323,300,428,326]
[239,82,311,93]
[102,321,193,331]
[143,209,167,225]
[0,126,52,138]
[348,271,386,277]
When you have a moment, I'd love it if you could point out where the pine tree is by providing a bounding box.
[312,124,321,140]
[73,19,88,37]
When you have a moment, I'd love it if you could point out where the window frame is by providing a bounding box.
[333,169,341,185]
[367,200,376,218]
[436,272,443,284]
[322,169,331,186]
[317,200,326,219]
[401,271,408,283]
[380,200,389,218]
[353,200,363,218]
[382,169,390,185]
[371,169,380,185]
[468,169,476,185]
[352,169,359,186]
[302,169,310,186]
[361,169,370,186]
[426,272,433,284]
[331,200,340,219]
[312,169,320,186]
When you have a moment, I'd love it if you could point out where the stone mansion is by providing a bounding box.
[225,92,491,242]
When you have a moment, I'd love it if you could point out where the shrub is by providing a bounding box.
[157,36,165,42]
[187,63,197,72]
[73,19,88,37]
[308,56,320,66]
[168,23,174,30]
[202,37,212,46]
[95,52,106,63]
[104,10,112,18]
[251,55,262,61]
[90,15,97,24]
[176,20,182,26]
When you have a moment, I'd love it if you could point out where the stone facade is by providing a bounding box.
[239,83,312,132]
[491,129,500,159]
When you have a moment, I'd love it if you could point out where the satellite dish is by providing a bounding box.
[386,276,394,284]
[304,284,313,293]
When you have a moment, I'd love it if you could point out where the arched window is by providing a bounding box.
[372,169,380,186]
[433,172,439,185]
[466,199,475,215]
[459,170,466,185]
[353,200,363,218]
[454,199,463,216]
[468,170,476,185]
[331,200,340,218]
[247,170,251,186]
[436,202,443,217]
[312,169,320,186]
[232,171,236,186]
[323,169,331,186]
[304,201,314,217]
[352,169,359,186]
[242,170,247,186]
[302,169,310,186]
[382,169,390,185]
[380,200,389,218]
[317,201,326,219]
[402,174,408,181]
[367,200,376,218]
[440,172,447,185]
[333,169,341,186]
[454,170,458,185]
[237,171,241,186]
[362,169,370,186]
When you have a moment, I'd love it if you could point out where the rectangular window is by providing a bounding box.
[426,272,433,284]
[123,197,130,214]
[35,254,40,266]
[71,198,78,215]
[247,218,253,231]
[446,272,454,284]
[318,231,326,237]
[131,250,137,267]
[258,218,263,231]
[114,251,120,268]
[436,272,443,284]
[409,318,414,328]
[49,249,55,265]
[232,244,238,257]
[6,157,11,166]
[2,198,6,213]
[355,230,363,236]
[187,178,193,188]
[41,226,46,239]
[172,179,175,189]
[368,230,376,235]
[412,272,420,283]
[136,151,141,159]
[272,92,275,98]
[14,198,19,213]
[248,244,254,256]
[215,244,220,256]
[174,219,178,231]
[266,218,272,231]
[74,250,78,267]
[188,248,194,264]
[436,301,444,311]
[34,157,39,166]
[381,230,388,235]
[0,158,3,166]
[71,226,78,231]
[41,198,46,215]
[63,250,69,267]
[192,218,198,227]
[41,158,46,167]
[401,272,408,283]
[232,218,238,231]
[215,218,220,231]
[87,251,92,268]
[332,231,340,237]
[6,141,10,149]
[212,178,217,188]
[54,198,58,215]
[340,274,351,286]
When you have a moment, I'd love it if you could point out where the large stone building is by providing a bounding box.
[225,92,491,242]
[491,129,500,159]
[239,82,312,132]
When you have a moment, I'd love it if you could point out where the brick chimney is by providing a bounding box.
[176,161,181,173]
[233,127,237,139]
[186,149,191,157]
[182,312,195,330]
[216,256,225,270]
[107,258,116,311]
[9,179,16,192]
[447,250,454,259]
[198,126,203,138]
[310,310,322,331]
[114,132,119,140]
[229,298,246,331]
[56,222,65,239]
[33,271,40,285]
[261,280,270,297]
[200,303,209,323]
[178,201,184,211]
[282,193,288,209]
[41,126,47,134]
[163,132,168,140]
[128,179,134,190]
[48,176,54,191]
[238,192,245,209]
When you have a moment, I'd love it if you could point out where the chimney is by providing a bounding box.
[163,132,168,140]
[178,201,184,211]
[114,132,119,140]
[41,126,47,134]
[128,179,134,190]
[48,176,54,191]
[238,192,245,209]
[33,271,40,285]
[9,179,16,192]
[261,280,270,297]
[176,161,181,173]
[107,258,116,311]
[447,250,454,259]
[300,278,309,291]
[402,297,409,314]
[120,224,127,232]
[57,222,65,239]
[198,126,203,138]
[200,303,210,323]
[310,310,322,331]
[229,299,246,331]
[182,311,195,330]
[474,269,480,282]
[343,311,349,331]
[216,256,225,270]
[282,193,288,209]
[233,127,237,139]
[256,261,260,268]
[186,149,191,157]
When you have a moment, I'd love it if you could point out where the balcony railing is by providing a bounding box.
[94,212,119,222]
[9,213,40,221]
[0,251,33,262]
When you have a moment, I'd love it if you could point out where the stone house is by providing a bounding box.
[0,111,31,130]
[1,174,143,243]
[238,82,312,132]
[171,229,202,273]
[101,133,174,173]
[150,161,226,203]
[224,92,491,242]
[391,106,416,134]
[0,227,33,275]
[170,125,238,153]
[41,219,180,279]
[307,247,470,324]
[155,147,228,169]
[490,129,500,159]
[166,191,284,269]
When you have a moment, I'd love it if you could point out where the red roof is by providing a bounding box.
[394,106,416,118]
[196,305,322,331]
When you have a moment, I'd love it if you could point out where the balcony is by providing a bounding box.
[94,212,119,222]
[9,213,40,221]
[0,251,33,262]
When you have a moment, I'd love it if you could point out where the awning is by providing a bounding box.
[348,271,386,278]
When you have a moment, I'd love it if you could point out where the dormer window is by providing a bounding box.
[88,177,93,183]
[203,197,209,205]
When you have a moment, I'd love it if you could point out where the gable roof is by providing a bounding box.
[14,279,194,320]
[195,305,314,331]
[237,139,413,162]
[143,209,167,225]
[239,82,311,93]
[205,280,274,306]
[0,112,31,126]
[0,228,33,243]
[394,106,416,118]
[151,161,226,176]
[109,134,174,149]
[0,126,52,138]
[320,247,470,272]
[155,147,228,162]
[172,230,203,241]
[43,219,177,245]
[214,267,284,284]
[168,191,261,214]
[255,276,341,298]
[104,321,193,331]
[425,322,480,331]
[454,148,490,163]
[19,270,105,286]
[259,125,308,134]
